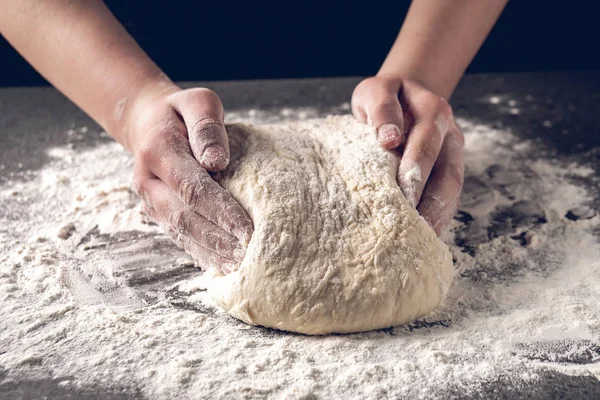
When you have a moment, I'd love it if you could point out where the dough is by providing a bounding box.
[205,115,454,335]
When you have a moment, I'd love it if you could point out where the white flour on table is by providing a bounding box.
[0,108,599,398]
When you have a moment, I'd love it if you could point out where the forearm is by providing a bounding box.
[379,0,507,99]
[0,0,176,148]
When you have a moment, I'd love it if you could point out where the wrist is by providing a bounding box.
[117,76,180,152]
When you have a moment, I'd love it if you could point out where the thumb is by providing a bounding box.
[169,88,230,172]
[352,77,405,150]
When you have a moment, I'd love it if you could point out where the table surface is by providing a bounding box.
[1,71,599,179]
[1,71,600,399]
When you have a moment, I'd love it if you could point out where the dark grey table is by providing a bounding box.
[1,72,599,399]
[1,72,599,179]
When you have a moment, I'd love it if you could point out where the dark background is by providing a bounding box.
[1,1,598,87]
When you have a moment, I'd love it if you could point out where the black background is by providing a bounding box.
[1,1,598,87]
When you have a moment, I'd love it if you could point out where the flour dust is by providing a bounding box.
[1,107,599,398]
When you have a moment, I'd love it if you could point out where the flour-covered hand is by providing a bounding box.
[125,86,253,273]
[352,76,464,235]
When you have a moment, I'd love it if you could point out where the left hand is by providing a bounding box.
[352,76,465,235]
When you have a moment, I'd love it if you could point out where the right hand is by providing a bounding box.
[352,76,464,235]
[124,85,254,274]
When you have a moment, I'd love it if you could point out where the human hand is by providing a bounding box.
[124,85,254,273]
[352,76,465,235]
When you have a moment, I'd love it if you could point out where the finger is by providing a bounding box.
[155,213,240,274]
[397,121,444,207]
[169,88,230,172]
[371,100,405,149]
[140,132,253,245]
[140,177,246,263]
[417,123,465,235]
[397,93,453,207]
[352,79,405,149]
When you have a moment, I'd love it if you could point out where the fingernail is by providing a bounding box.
[378,124,404,148]
[202,145,228,170]
[233,247,246,263]
[233,226,253,247]
[241,231,252,247]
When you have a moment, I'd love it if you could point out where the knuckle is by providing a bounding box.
[171,231,187,251]
[131,177,147,200]
[419,91,442,108]
[452,126,466,147]
[192,118,223,138]
[178,178,203,208]
[448,164,465,188]
[193,87,220,101]
[419,92,452,119]
[161,222,177,238]
[354,76,379,94]
[351,96,368,123]
[437,97,452,117]
[168,209,190,235]
[216,236,232,253]
[351,101,367,123]
[169,87,219,102]
[140,204,155,219]
[353,76,392,101]
[137,139,157,164]
[189,88,224,111]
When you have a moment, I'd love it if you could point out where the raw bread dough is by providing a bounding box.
[205,115,454,335]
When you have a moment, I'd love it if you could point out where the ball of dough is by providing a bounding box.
[204,115,454,335]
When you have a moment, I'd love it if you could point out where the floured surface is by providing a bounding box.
[1,104,600,398]
[203,116,453,334]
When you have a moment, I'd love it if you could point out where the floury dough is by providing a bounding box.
[203,115,454,334]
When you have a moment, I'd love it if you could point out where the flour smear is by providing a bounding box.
[1,107,599,399]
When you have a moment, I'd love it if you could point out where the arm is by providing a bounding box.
[0,0,164,146]
[353,0,507,234]
[1,0,253,272]
[379,0,508,99]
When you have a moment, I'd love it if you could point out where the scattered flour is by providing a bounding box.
[0,108,599,398]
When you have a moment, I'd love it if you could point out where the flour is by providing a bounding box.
[0,108,599,398]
